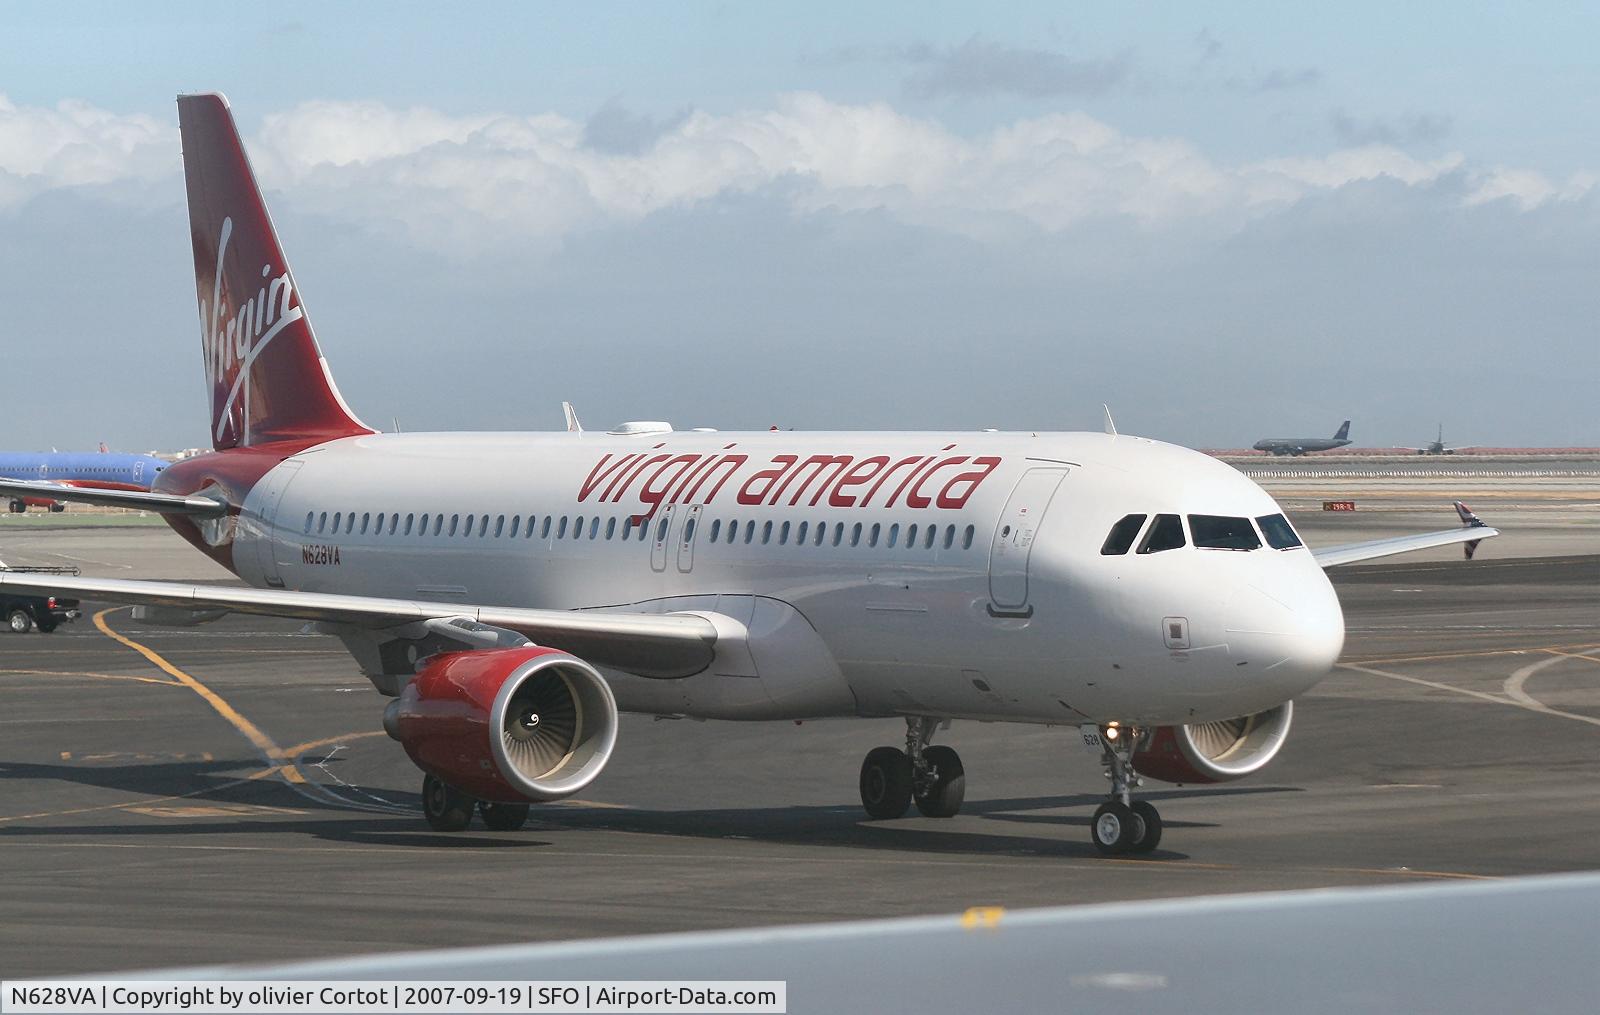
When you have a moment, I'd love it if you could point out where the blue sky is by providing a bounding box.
[0,3,1595,449]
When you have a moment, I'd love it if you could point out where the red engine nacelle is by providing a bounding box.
[1131,702,1294,785]
[384,646,619,803]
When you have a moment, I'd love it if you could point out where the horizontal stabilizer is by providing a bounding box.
[0,478,227,517]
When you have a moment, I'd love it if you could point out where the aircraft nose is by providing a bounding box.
[1225,567,1345,697]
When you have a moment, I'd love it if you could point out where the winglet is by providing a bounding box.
[1455,500,1487,559]
[1102,404,1117,437]
[562,401,584,434]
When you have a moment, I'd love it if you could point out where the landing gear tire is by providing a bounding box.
[48,503,64,513]
[421,773,475,832]
[7,499,23,513]
[913,745,965,818]
[1129,800,1163,853]
[480,801,531,832]
[36,621,57,634]
[1091,801,1139,855]
[7,610,32,634]
[859,746,913,819]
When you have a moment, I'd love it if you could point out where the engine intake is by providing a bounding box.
[1131,701,1293,784]
[385,646,618,803]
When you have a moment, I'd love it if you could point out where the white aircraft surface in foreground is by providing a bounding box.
[0,94,1499,855]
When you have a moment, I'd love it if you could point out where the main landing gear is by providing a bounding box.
[420,773,530,833]
[1091,725,1162,855]
[859,717,965,819]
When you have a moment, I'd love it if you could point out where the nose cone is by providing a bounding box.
[1226,565,1345,698]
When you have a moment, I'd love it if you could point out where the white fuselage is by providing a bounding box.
[231,429,1344,727]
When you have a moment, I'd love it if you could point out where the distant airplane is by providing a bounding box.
[1253,420,1352,457]
[1409,424,1476,456]
[0,450,170,513]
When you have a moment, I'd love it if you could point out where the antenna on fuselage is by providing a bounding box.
[562,401,584,435]
[1102,404,1118,437]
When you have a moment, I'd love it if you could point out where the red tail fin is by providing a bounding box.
[177,93,372,451]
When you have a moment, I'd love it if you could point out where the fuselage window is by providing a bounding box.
[925,524,937,549]
[744,520,755,544]
[463,514,474,536]
[448,514,460,537]
[317,512,327,534]
[869,523,881,548]
[943,525,955,550]
[906,523,917,549]
[887,523,899,548]
[433,514,444,536]
[542,516,553,540]
[622,517,634,540]
[1256,513,1304,550]
[388,513,398,535]
[477,514,488,537]
[373,512,383,534]
[833,522,844,547]
[815,522,826,547]
[638,518,650,541]
[1100,513,1148,556]
[724,519,737,544]
[762,521,773,545]
[509,515,520,538]
[851,522,863,547]
[332,511,342,533]
[656,517,669,544]
[606,517,617,540]
[780,521,791,545]
[304,511,314,534]
[419,513,430,536]
[709,519,721,543]
[589,517,599,539]
[494,515,505,538]
[1138,514,1186,553]
[404,513,415,536]
[796,521,808,545]
[961,524,975,550]
[557,516,569,539]
[345,513,355,534]
[573,515,584,539]
[683,518,695,544]
[1189,515,1261,551]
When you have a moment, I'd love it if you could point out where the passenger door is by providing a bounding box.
[987,467,1067,614]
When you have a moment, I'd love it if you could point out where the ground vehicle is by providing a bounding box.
[0,565,81,632]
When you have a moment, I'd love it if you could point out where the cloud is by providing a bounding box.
[1331,109,1452,146]
[1244,67,1322,92]
[0,96,1594,450]
[0,95,172,210]
[0,91,1591,256]
[897,35,1133,99]
[582,98,693,156]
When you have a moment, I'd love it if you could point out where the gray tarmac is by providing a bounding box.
[1,510,1597,976]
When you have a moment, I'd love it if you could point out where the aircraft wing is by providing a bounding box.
[1313,501,1497,568]
[0,477,226,516]
[1313,526,1499,567]
[0,571,718,678]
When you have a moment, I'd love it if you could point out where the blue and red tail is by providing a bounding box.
[178,93,372,451]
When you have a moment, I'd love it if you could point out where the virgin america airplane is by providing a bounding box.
[0,94,1498,854]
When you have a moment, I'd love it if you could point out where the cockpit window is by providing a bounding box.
[1100,513,1148,555]
[1256,513,1303,550]
[1189,515,1262,550]
[1137,514,1186,553]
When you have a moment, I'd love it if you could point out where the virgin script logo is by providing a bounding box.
[199,217,304,444]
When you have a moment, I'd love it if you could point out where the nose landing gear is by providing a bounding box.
[1091,726,1162,855]
[858,717,966,819]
